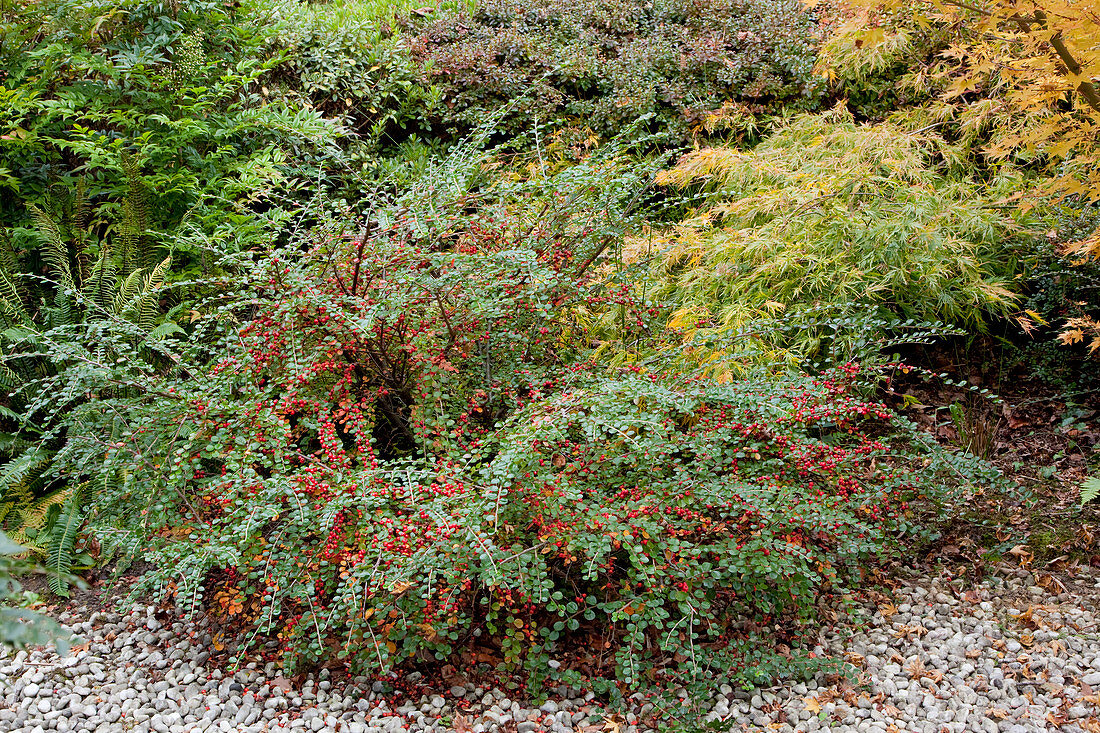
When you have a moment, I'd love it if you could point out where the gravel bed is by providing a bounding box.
[3,571,1100,733]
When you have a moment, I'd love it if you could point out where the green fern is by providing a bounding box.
[27,204,75,292]
[119,153,151,273]
[83,246,118,313]
[10,487,71,554]
[1081,476,1100,507]
[0,481,33,527]
[46,487,83,597]
[0,448,50,500]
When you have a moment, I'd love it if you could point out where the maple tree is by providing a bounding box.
[820,0,1100,204]
[820,0,1100,354]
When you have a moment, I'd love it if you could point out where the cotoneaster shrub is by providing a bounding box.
[25,139,996,712]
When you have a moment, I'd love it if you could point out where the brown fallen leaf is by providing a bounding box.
[269,676,293,693]
[1008,544,1034,566]
[453,714,472,733]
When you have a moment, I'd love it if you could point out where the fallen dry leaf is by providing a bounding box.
[269,676,293,693]
[1008,544,1034,566]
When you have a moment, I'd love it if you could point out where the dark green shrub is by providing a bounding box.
[252,0,455,143]
[406,0,825,141]
[0,0,345,576]
[0,0,343,265]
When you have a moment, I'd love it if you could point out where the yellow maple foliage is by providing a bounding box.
[822,0,1100,215]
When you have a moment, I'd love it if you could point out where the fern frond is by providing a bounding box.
[112,267,146,318]
[0,230,26,312]
[119,153,151,274]
[47,486,83,597]
[0,360,21,390]
[115,256,170,330]
[71,178,92,286]
[1081,477,1100,507]
[27,204,74,291]
[10,487,71,550]
[0,448,50,501]
[53,287,74,327]
[83,247,118,313]
[0,480,33,527]
[136,256,171,331]
[0,269,30,327]
[72,178,90,234]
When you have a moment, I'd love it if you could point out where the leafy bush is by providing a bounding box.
[0,0,346,585]
[405,0,825,142]
[0,0,343,265]
[0,531,73,652]
[650,110,1035,361]
[251,0,468,143]
[833,0,1100,201]
[815,6,950,119]
[16,137,997,704]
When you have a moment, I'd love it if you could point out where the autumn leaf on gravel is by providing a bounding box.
[1047,711,1069,727]
[905,657,926,680]
[803,696,822,714]
[452,714,472,733]
[1036,573,1068,594]
[602,717,624,733]
[269,676,293,693]
[988,708,1010,720]
[1012,606,1044,631]
[893,624,928,640]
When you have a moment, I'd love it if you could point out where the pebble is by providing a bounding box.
[4,574,1100,732]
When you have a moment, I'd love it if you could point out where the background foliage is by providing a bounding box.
[1,0,1096,716]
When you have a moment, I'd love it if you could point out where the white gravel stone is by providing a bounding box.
[4,571,1100,733]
